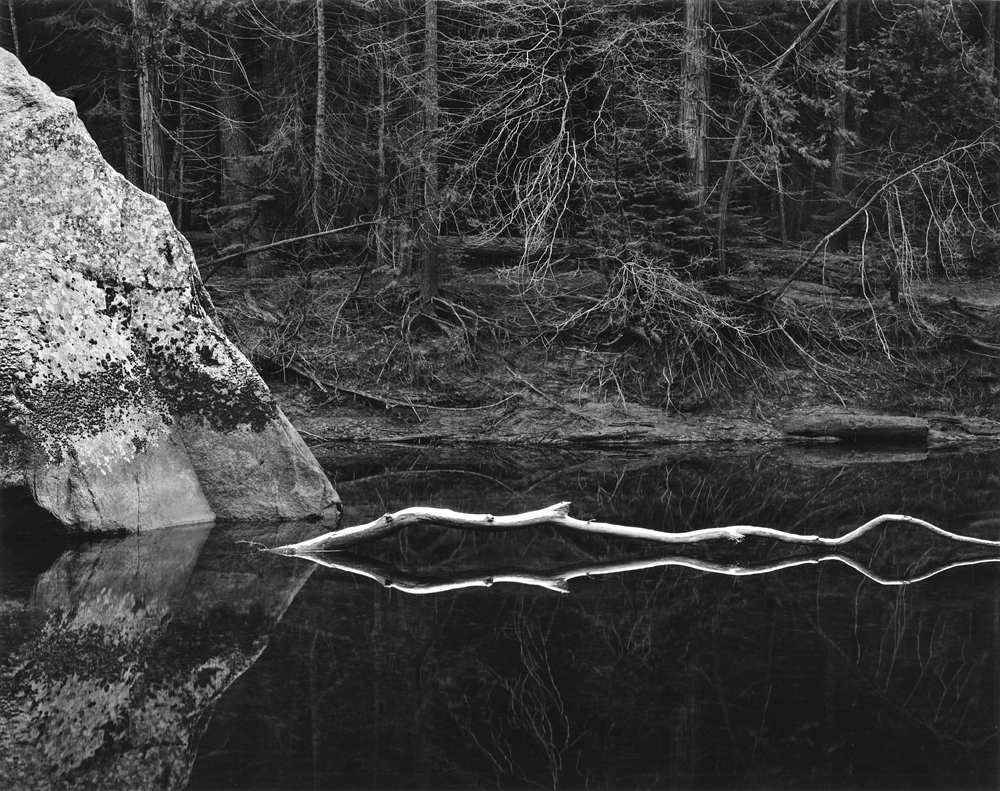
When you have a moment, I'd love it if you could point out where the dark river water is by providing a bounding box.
[1,444,998,789]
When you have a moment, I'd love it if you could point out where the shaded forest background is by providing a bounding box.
[4,0,1000,415]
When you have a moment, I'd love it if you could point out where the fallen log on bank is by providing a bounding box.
[269,501,1000,555]
[782,413,928,443]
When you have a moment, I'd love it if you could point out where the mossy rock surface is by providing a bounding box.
[0,49,338,531]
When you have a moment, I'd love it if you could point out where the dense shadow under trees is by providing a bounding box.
[8,0,1000,411]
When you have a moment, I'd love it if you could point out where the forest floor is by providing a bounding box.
[203,242,1000,453]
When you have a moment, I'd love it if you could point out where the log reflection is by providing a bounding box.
[290,546,1000,594]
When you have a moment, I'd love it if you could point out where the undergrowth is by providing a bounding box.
[206,242,1000,418]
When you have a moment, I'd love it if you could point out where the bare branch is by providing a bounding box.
[270,501,1000,554]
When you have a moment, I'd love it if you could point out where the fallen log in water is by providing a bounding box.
[269,501,1000,555]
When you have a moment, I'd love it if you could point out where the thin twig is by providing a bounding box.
[329,265,369,337]
[280,358,521,414]
[199,218,383,282]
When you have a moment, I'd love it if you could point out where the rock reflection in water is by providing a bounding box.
[0,507,330,790]
[2,446,1000,789]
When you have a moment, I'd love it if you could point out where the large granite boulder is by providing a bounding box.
[0,49,339,531]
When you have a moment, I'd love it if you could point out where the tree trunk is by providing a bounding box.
[714,110,750,276]
[0,6,8,56]
[714,0,838,275]
[374,2,398,272]
[377,2,419,276]
[987,2,1000,229]
[167,59,187,229]
[312,0,328,232]
[680,0,711,210]
[133,0,165,200]
[376,39,390,271]
[788,164,804,243]
[985,0,1000,89]
[418,0,440,307]
[775,163,788,248]
[213,26,268,274]
[1,0,20,60]
[116,47,142,187]
[830,0,849,252]
[405,8,422,277]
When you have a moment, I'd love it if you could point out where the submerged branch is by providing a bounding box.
[290,549,1000,595]
[269,502,1000,555]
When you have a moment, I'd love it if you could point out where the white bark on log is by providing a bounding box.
[269,502,1000,555]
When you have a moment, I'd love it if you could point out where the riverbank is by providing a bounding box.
[205,246,1000,454]
[272,383,1000,453]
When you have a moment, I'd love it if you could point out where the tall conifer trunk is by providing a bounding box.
[133,0,165,200]
[419,0,440,306]
[214,24,267,273]
[680,0,711,210]
[376,19,390,272]
[987,2,1000,229]
[2,0,20,60]
[116,47,142,187]
[312,0,327,231]
[830,0,849,251]
[167,59,187,229]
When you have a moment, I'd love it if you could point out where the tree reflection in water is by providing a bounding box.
[1,446,998,789]
[189,446,1000,790]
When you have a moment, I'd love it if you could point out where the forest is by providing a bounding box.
[4,0,1000,423]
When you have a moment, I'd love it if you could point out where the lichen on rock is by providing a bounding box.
[0,48,339,532]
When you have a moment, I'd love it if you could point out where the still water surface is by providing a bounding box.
[1,445,998,789]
